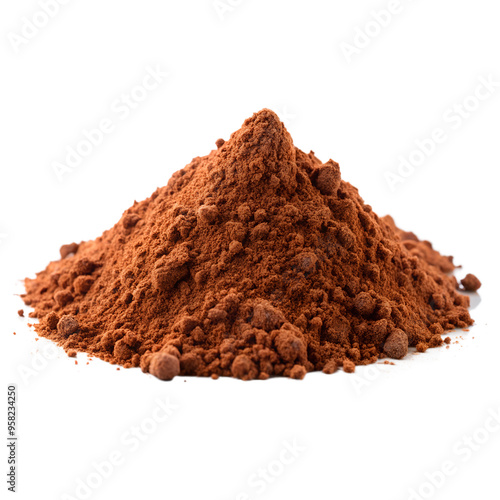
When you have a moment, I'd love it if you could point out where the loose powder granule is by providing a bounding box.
[21,109,480,381]
[460,274,482,292]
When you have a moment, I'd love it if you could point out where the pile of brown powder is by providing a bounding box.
[21,109,481,380]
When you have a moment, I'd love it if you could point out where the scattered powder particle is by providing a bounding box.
[460,274,482,292]
[67,349,77,358]
[444,337,451,344]
[60,242,79,259]
[18,309,24,317]
[13,332,16,336]
[20,109,479,381]
[343,359,356,373]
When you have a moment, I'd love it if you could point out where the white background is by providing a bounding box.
[1,1,499,499]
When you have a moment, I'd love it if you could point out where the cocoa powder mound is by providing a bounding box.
[22,109,478,380]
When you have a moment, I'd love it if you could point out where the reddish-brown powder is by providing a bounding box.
[460,273,482,292]
[21,109,480,380]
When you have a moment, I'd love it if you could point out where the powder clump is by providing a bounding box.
[383,329,408,360]
[57,315,79,337]
[21,109,478,380]
[149,353,180,381]
[460,273,482,292]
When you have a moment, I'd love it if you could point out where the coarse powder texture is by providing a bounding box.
[22,109,480,380]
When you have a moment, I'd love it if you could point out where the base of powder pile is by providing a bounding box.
[21,109,481,381]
